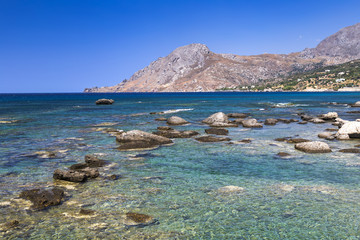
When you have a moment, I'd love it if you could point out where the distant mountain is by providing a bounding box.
[85,23,360,92]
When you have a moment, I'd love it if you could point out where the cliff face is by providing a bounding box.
[85,23,360,92]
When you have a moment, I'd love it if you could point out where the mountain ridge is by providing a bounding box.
[85,23,360,92]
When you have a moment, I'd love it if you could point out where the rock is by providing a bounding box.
[195,136,231,142]
[264,118,278,125]
[205,128,229,135]
[227,113,248,118]
[84,154,107,167]
[336,121,360,139]
[202,112,229,125]
[286,138,310,144]
[77,167,99,178]
[166,116,189,125]
[310,118,326,124]
[157,126,173,131]
[53,169,87,182]
[275,137,290,142]
[319,112,338,120]
[318,132,335,140]
[209,122,238,127]
[79,209,96,215]
[155,117,167,121]
[19,188,64,210]
[33,151,58,159]
[325,128,338,132]
[299,114,313,121]
[230,118,245,124]
[277,118,298,124]
[242,119,263,128]
[123,212,157,227]
[153,129,198,138]
[0,220,20,231]
[277,152,291,157]
[298,121,308,124]
[69,163,88,170]
[350,101,360,107]
[116,130,173,150]
[295,141,332,153]
[217,185,244,194]
[339,148,360,153]
[95,99,114,105]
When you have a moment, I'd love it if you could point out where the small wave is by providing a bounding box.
[161,108,194,114]
[271,102,309,108]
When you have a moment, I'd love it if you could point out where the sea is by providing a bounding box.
[1,92,360,239]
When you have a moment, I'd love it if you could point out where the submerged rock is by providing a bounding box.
[153,129,199,138]
[53,169,87,182]
[95,99,114,105]
[339,148,360,153]
[166,116,189,125]
[116,130,173,150]
[84,154,107,167]
[123,212,157,227]
[155,117,167,121]
[286,138,310,144]
[205,128,229,135]
[195,136,231,142]
[295,141,331,153]
[217,185,244,194]
[227,113,248,118]
[19,188,64,210]
[277,152,291,157]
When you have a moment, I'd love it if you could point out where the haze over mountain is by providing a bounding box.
[85,23,360,92]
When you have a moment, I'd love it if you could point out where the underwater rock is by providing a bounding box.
[205,128,229,135]
[79,208,96,215]
[295,141,331,153]
[264,118,278,125]
[53,169,87,182]
[157,126,173,131]
[84,154,107,167]
[116,130,173,150]
[298,121,308,124]
[123,212,157,227]
[286,138,310,144]
[155,117,167,121]
[95,99,114,105]
[277,152,291,157]
[217,185,244,194]
[166,116,189,125]
[195,136,231,142]
[0,220,20,232]
[339,148,360,153]
[19,187,64,210]
[153,129,199,138]
[242,118,263,128]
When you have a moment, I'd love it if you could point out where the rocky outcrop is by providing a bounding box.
[294,141,332,153]
[116,130,173,150]
[166,116,189,125]
[19,188,64,210]
[95,99,114,105]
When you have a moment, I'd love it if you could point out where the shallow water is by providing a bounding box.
[1,92,360,239]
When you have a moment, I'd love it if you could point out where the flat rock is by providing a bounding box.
[155,117,167,121]
[286,138,310,144]
[205,128,229,135]
[339,148,360,153]
[116,130,173,150]
[227,113,248,118]
[295,141,332,153]
[166,116,189,125]
[95,99,114,105]
[310,118,326,124]
[195,136,231,142]
[153,129,198,138]
[19,188,64,210]
[319,112,338,120]
[277,152,291,157]
[318,132,335,139]
[264,118,278,125]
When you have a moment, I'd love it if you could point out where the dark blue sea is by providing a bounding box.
[1,92,360,239]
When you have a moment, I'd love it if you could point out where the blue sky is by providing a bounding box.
[1,0,359,93]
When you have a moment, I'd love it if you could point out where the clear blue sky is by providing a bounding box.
[1,0,359,93]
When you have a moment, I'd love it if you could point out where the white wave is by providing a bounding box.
[161,108,194,114]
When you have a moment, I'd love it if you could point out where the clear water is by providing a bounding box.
[1,92,360,239]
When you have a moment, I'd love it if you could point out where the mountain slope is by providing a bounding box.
[85,23,360,92]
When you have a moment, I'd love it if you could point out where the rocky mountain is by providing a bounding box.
[85,23,360,92]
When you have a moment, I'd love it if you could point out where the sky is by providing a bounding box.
[1,0,360,93]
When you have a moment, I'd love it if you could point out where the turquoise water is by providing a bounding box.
[1,92,360,239]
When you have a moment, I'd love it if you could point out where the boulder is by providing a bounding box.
[318,132,335,140]
[227,113,248,118]
[319,112,338,120]
[217,186,244,194]
[205,128,229,135]
[202,112,229,125]
[166,116,189,125]
[19,188,64,210]
[195,136,231,142]
[350,101,360,107]
[53,169,87,182]
[310,118,326,124]
[116,130,173,150]
[264,118,278,125]
[123,212,157,227]
[95,99,114,105]
[294,141,331,153]
[336,121,360,139]
[242,119,263,128]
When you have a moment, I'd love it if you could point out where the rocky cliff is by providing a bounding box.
[85,23,360,92]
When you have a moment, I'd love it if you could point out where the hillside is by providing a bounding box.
[85,23,360,92]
